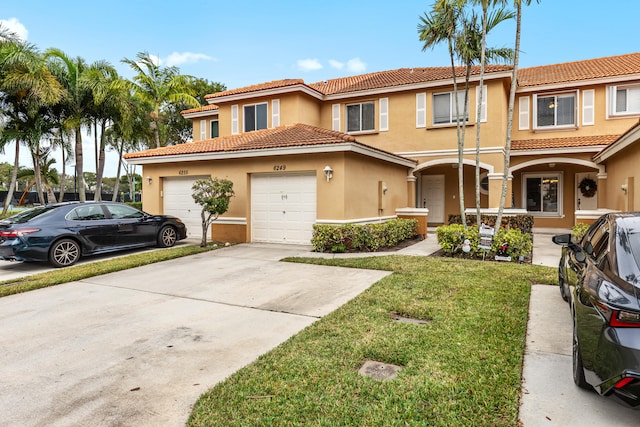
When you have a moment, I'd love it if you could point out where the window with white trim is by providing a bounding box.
[346,101,374,132]
[432,90,467,125]
[210,120,219,138]
[243,103,268,132]
[523,173,562,216]
[609,84,640,116]
[534,92,576,129]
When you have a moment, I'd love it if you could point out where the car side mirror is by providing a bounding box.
[552,234,571,246]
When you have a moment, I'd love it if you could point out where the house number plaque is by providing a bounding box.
[273,165,286,171]
[179,170,189,175]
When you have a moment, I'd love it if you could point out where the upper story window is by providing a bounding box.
[534,92,576,129]
[244,103,267,132]
[609,84,640,116]
[210,120,219,138]
[433,91,467,125]
[346,102,374,132]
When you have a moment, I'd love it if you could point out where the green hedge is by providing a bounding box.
[436,223,532,261]
[448,213,534,234]
[311,218,418,253]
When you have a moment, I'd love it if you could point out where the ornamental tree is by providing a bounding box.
[191,177,234,247]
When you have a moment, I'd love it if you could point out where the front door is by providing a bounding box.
[421,175,445,224]
[576,172,598,211]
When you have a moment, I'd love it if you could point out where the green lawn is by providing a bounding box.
[188,256,556,427]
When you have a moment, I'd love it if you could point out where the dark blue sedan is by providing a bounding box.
[0,202,187,267]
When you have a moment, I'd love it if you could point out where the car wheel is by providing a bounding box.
[573,317,592,390]
[558,260,569,302]
[157,226,177,248]
[49,239,81,268]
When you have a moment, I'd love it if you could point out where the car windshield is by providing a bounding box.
[2,206,58,224]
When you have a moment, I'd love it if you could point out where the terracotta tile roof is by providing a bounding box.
[205,79,306,99]
[307,65,512,95]
[203,66,512,100]
[180,104,219,115]
[512,134,620,151]
[124,123,362,159]
[518,52,640,87]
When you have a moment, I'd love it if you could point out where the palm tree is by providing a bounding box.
[0,35,62,214]
[122,51,200,148]
[16,157,59,205]
[494,0,539,229]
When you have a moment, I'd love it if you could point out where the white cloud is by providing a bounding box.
[165,51,214,66]
[148,54,162,66]
[346,58,367,73]
[296,58,323,72]
[0,17,28,41]
[329,59,344,70]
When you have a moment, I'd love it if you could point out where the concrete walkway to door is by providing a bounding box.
[0,244,390,427]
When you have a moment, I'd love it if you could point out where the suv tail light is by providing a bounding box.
[610,310,640,327]
[0,228,40,239]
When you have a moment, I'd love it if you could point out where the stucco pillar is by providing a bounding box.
[487,172,512,209]
[406,174,417,208]
[596,172,607,209]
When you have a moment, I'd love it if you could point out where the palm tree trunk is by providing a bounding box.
[2,140,21,214]
[75,126,86,202]
[496,1,523,229]
[448,42,466,227]
[94,120,108,201]
[475,4,489,226]
[112,139,124,202]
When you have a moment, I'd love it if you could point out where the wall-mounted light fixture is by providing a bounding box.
[621,184,628,193]
[323,166,333,182]
[146,176,152,185]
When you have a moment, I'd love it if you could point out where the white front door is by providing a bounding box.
[421,175,445,224]
[576,172,598,211]
[251,173,317,244]
[163,176,209,239]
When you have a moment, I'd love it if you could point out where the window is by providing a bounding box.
[346,102,374,132]
[433,91,467,125]
[609,84,640,116]
[523,173,562,216]
[210,120,219,138]
[199,119,206,140]
[244,103,267,132]
[104,203,143,219]
[534,93,576,128]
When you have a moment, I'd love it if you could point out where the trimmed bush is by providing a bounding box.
[311,219,417,253]
[448,213,534,234]
[436,223,532,261]
[572,223,589,242]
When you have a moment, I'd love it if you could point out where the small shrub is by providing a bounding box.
[448,214,534,234]
[572,223,589,242]
[311,219,417,252]
[492,228,533,259]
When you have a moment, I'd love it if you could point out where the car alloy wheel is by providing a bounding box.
[49,238,81,268]
[158,226,177,248]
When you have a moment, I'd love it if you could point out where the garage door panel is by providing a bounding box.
[163,176,208,239]
[251,173,316,244]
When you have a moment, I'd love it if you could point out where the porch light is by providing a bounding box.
[146,176,152,185]
[323,166,333,182]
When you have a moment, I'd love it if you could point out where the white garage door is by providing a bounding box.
[163,176,209,239]
[251,173,317,244]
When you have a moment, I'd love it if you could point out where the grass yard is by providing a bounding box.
[188,256,556,426]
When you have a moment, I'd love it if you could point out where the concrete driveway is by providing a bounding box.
[0,243,389,427]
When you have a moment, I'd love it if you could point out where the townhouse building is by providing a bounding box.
[125,53,640,243]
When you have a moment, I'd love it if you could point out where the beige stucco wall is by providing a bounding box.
[599,141,640,212]
[513,84,640,141]
[139,151,413,242]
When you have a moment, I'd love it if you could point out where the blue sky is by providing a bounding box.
[2,0,639,177]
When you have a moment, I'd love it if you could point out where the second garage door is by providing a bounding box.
[251,173,317,244]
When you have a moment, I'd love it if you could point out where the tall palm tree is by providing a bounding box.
[0,35,62,214]
[495,0,539,229]
[16,157,59,205]
[45,49,114,202]
[122,51,200,148]
[418,0,467,225]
